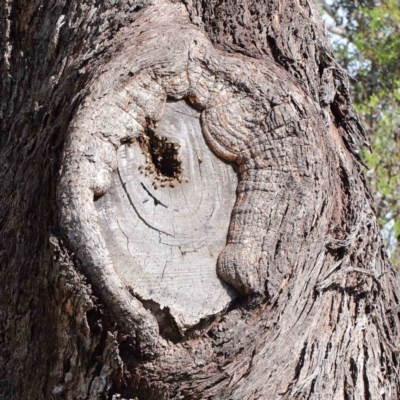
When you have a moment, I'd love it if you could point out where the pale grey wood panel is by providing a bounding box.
[96,101,237,332]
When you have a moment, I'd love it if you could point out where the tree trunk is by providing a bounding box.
[1,0,400,399]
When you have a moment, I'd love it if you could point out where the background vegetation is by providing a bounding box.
[323,0,400,268]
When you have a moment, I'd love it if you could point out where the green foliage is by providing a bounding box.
[324,0,400,267]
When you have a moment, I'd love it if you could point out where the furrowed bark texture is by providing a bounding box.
[1,0,400,399]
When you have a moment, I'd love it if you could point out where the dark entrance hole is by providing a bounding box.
[138,126,182,179]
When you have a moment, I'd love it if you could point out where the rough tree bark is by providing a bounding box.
[1,0,400,399]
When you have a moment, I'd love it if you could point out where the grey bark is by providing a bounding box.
[1,0,400,399]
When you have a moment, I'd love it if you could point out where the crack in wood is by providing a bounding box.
[118,168,173,237]
[140,182,168,208]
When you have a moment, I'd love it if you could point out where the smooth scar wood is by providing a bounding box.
[95,101,238,333]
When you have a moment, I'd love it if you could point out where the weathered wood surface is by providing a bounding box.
[2,0,400,399]
[96,101,237,333]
